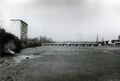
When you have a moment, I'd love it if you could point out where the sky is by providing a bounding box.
[0,0,120,41]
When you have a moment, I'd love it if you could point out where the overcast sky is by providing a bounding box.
[0,0,120,41]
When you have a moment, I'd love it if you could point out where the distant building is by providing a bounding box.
[118,35,120,40]
[111,40,120,45]
[111,35,120,46]
[11,19,28,41]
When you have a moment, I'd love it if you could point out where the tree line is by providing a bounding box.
[0,28,54,56]
[27,36,54,47]
[0,28,21,56]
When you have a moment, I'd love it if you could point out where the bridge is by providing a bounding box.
[42,42,99,47]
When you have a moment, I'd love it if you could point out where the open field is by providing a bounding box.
[1,46,120,81]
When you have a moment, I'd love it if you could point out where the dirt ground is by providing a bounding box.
[0,46,120,81]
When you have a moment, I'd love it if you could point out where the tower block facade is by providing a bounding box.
[11,19,28,41]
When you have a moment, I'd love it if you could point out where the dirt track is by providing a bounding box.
[0,46,120,81]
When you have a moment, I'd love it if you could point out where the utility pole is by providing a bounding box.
[96,34,99,43]
[102,37,104,42]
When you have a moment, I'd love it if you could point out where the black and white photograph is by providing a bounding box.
[0,0,120,81]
